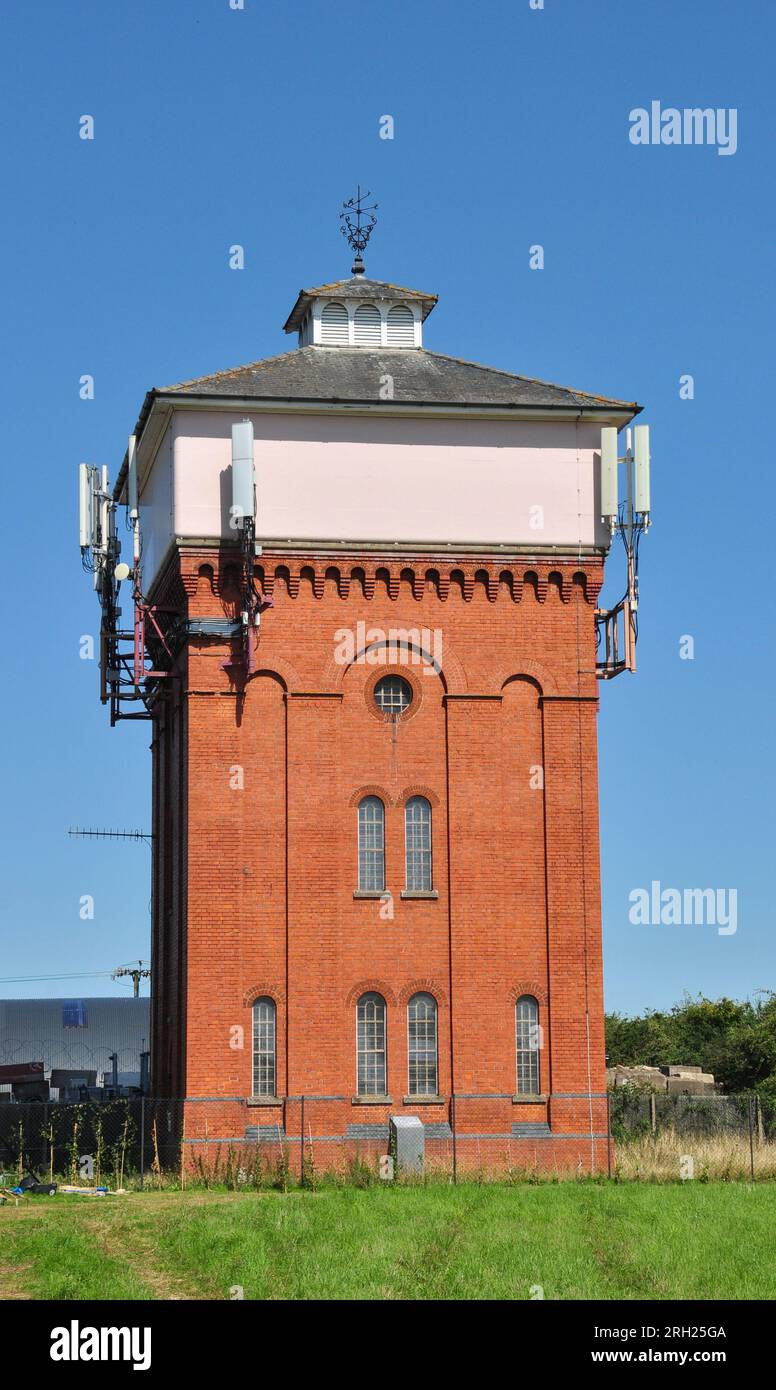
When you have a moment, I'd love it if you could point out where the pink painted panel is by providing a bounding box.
[138,426,173,585]
[137,410,610,583]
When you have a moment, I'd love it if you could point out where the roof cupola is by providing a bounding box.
[284,187,438,347]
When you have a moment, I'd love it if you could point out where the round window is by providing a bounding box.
[374,675,412,716]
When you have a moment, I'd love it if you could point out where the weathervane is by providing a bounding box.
[340,185,378,275]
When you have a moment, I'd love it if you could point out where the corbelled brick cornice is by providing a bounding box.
[170,548,604,609]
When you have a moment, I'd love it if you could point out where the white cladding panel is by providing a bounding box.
[138,410,608,587]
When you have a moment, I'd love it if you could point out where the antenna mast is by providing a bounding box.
[79,441,180,725]
[68,826,153,847]
[220,421,273,684]
[595,425,651,679]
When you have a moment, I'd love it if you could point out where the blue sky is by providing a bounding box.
[0,0,773,1014]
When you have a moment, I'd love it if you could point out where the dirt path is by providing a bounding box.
[0,1262,34,1299]
[1,1193,225,1301]
[78,1209,208,1301]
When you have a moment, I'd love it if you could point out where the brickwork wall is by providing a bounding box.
[152,552,609,1168]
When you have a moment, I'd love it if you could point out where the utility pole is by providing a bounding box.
[112,961,150,997]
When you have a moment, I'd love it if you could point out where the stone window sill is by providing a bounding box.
[403,1095,446,1105]
[512,1094,547,1105]
[353,890,387,899]
[351,1095,392,1105]
[400,890,439,900]
[247,1096,283,1107]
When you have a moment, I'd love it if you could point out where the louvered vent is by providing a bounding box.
[387,304,415,346]
[321,301,349,344]
[353,303,381,345]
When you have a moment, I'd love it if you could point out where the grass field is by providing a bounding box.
[1,1183,774,1301]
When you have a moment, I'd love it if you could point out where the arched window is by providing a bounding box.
[320,301,348,344]
[405,796,432,891]
[386,304,414,346]
[358,795,385,892]
[408,993,437,1096]
[353,303,381,345]
[252,997,276,1097]
[515,996,541,1095]
[357,992,387,1095]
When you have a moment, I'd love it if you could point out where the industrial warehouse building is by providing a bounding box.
[0,998,150,1100]
[89,233,646,1170]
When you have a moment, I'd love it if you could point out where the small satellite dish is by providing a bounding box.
[115,562,131,582]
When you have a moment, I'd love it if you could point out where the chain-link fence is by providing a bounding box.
[606,1088,776,1182]
[608,1087,775,1141]
[0,1099,182,1188]
[1,1092,774,1188]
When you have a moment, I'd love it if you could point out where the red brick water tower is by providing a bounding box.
[81,207,650,1172]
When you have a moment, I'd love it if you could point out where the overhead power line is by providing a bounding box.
[0,962,150,985]
[0,971,115,984]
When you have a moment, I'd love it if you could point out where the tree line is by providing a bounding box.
[605,993,776,1095]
